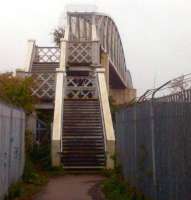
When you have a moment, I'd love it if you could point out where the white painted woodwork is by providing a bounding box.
[24,40,36,72]
[51,38,67,166]
[96,68,115,169]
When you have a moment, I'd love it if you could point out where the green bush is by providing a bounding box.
[0,72,37,112]
[30,144,51,170]
[5,182,24,199]
[22,157,41,184]
[102,174,131,200]
[102,161,146,200]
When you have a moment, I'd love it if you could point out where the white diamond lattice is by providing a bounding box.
[68,42,92,64]
[66,76,97,99]
[35,47,60,63]
[31,73,56,99]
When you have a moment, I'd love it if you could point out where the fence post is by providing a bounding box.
[150,99,157,199]
[134,105,137,186]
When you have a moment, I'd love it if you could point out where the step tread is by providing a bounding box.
[62,99,105,168]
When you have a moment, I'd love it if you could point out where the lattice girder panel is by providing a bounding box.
[30,73,56,101]
[34,47,60,63]
[65,76,97,99]
[68,42,92,65]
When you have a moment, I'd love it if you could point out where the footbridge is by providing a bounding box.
[17,11,136,169]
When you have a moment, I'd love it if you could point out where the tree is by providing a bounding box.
[0,72,37,112]
[52,27,65,46]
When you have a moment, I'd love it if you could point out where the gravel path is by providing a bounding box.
[34,175,105,200]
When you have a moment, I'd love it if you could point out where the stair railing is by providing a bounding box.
[96,68,115,169]
[65,76,97,99]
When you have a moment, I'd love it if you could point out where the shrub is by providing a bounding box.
[30,144,51,170]
[0,72,36,112]
[5,182,24,200]
[102,174,131,200]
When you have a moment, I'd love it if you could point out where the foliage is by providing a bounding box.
[5,156,48,200]
[102,174,131,200]
[102,172,146,200]
[52,27,65,46]
[5,182,24,199]
[23,157,45,185]
[102,155,146,200]
[5,128,65,199]
[25,130,34,154]
[0,72,36,112]
[30,144,51,170]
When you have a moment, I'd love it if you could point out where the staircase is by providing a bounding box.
[61,99,106,169]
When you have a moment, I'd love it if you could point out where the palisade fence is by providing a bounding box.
[0,102,25,200]
[115,74,191,200]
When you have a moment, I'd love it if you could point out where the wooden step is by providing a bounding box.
[62,99,105,169]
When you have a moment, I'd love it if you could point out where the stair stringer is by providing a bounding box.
[96,68,115,169]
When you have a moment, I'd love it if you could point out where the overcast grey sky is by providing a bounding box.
[0,0,190,95]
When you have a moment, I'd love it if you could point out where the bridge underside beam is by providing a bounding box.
[109,63,126,89]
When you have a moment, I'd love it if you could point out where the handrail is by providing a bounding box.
[96,68,115,169]
[96,73,107,156]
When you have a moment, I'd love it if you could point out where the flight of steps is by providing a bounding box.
[31,63,58,73]
[61,99,106,170]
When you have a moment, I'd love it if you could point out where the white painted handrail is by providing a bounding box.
[96,68,115,169]
[51,38,67,166]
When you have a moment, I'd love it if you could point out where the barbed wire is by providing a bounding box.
[137,73,191,103]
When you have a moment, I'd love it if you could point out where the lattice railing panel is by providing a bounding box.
[29,73,56,100]
[65,76,97,99]
[34,47,60,63]
[68,42,92,64]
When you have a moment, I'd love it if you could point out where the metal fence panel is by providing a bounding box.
[116,100,191,200]
[0,102,25,200]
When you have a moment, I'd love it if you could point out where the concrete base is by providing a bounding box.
[110,88,136,106]
[51,140,61,166]
[106,140,115,169]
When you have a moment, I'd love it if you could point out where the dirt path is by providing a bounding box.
[34,175,105,200]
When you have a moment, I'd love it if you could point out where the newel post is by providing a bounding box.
[51,38,67,166]
[91,14,100,65]
[24,39,36,72]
